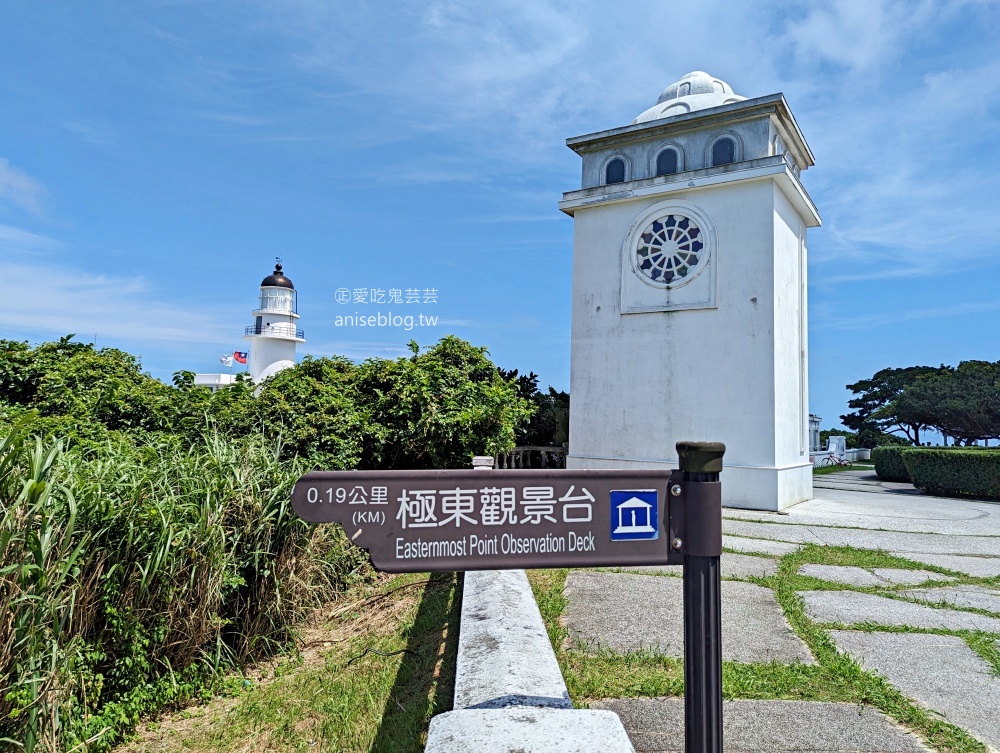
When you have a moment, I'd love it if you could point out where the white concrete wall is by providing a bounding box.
[193,373,237,392]
[567,176,813,510]
[770,183,813,504]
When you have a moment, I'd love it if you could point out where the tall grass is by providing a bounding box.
[0,416,371,752]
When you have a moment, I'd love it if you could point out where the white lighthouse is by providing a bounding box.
[244,261,305,384]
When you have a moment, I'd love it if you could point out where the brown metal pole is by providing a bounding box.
[677,441,725,753]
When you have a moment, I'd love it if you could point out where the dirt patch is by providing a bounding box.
[116,698,239,752]
[115,574,428,752]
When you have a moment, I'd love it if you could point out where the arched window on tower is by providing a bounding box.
[605,157,626,184]
[711,137,736,166]
[656,148,679,176]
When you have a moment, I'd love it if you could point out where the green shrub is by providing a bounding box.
[0,334,533,750]
[871,445,913,482]
[0,417,374,753]
[903,448,1000,499]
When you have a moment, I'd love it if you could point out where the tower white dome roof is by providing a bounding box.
[633,71,746,125]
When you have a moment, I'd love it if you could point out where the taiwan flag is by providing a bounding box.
[234,351,248,365]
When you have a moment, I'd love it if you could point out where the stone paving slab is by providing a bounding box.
[798,565,883,587]
[890,552,1000,578]
[801,590,1000,632]
[723,535,801,556]
[564,571,814,663]
[723,519,1000,557]
[797,565,954,587]
[627,553,778,579]
[902,585,1000,614]
[589,698,931,752]
[870,568,957,585]
[831,631,1000,751]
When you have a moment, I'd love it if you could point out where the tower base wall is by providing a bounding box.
[566,455,812,511]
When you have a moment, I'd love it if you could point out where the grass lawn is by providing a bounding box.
[813,462,876,475]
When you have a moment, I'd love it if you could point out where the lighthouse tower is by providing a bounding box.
[244,262,305,384]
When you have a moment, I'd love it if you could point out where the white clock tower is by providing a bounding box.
[560,72,821,510]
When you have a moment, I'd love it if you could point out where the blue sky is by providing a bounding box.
[1,0,998,431]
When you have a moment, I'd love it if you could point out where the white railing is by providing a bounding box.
[244,324,305,339]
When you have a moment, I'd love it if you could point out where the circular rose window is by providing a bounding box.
[635,214,705,286]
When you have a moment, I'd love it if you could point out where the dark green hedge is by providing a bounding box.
[872,446,912,483]
[903,448,1000,500]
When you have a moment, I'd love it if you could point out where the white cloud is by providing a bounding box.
[816,299,1000,329]
[0,159,46,215]
[180,0,992,281]
[0,261,236,345]
[62,120,118,147]
[436,318,477,326]
[782,0,938,71]
[806,54,1000,276]
[237,0,780,161]
[0,224,59,255]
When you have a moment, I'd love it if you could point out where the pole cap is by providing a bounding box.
[676,441,726,473]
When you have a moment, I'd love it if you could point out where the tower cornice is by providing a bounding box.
[566,94,815,171]
[558,156,820,227]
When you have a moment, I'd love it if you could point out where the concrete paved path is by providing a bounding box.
[812,469,921,497]
[560,472,1000,752]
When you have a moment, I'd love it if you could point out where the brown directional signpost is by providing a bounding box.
[291,440,725,753]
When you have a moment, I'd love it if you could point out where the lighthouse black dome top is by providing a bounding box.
[261,263,294,289]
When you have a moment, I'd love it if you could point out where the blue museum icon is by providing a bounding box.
[609,490,659,541]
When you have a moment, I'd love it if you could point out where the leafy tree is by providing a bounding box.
[0,339,35,404]
[168,370,258,440]
[841,366,941,446]
[541,387,570,446]
[255,356,367,469]
[1,335,534,471]
[499,369,569,446]
[0,336,172,435]
[819,427,909,450]
[355,337,533,469]
[820,428,857,449]
[498,368,540,404]
[895,361,1000,445]
[859,429,911,448]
